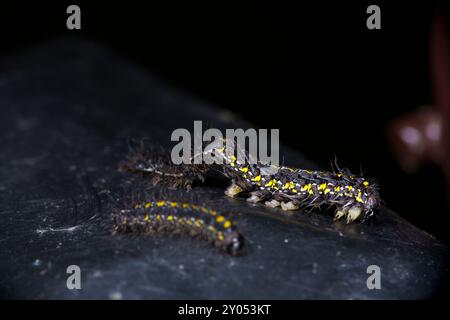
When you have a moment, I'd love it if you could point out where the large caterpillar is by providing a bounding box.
[120,139,381,223]
[112,195,245,256]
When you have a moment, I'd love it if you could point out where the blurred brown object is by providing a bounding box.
[387,10,450,199]
[387,106,443,172]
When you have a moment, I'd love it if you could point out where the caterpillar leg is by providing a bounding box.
[346,206,362,224]
[247,192,263,203]
[225,183,244,198]
[265,199,281,208]
[247,190,270,203]
[333,206,363,223]
[281,201,299,211]
[333,207,349,221]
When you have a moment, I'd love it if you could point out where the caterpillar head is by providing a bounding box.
[362,182,381,218]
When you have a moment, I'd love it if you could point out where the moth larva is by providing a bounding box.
[206,141,381,223]
[112,195,245,256]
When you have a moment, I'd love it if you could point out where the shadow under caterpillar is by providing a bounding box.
[120,138,381,224]
[112,193,245,256]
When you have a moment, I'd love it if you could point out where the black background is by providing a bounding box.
[0,1,449,245]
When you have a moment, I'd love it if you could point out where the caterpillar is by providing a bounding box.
[203,141,381,223]
[119,142,209,191]
[120,138,381,223]
[112,194,245,256]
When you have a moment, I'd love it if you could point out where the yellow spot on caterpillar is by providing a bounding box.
[201,207,208,213]
[195,219,203,227]
[363,181,369,187]
[216,216,225,223]
[291,188,298,193]
[324,188,331,194]
[319,183,327,190]
[192,205,199,210]
[224,220,232,229]
[301,184,312,191]
[251,175,261,182]
[337,173,342,177]
[169,202,178,207]
[282,181,295,190]
[144,214,149,221]
[308,189,314,195]
[208,225,216,232]
[346,185,354,191]
[145,202,152,208]
[240,167,249,173]
[356,191,363,203]
[230,155,237,167]
[156,201,166,207]
[210,210,217,216]
[217,232,225,241]
[265,179,277,187]
[182,203,189,208]
[216,146,225,154]
[156,215,161,221]
[335,186,341,192]
[167,215,174,221]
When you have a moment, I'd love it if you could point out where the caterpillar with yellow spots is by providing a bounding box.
[202,141,381,224]
[112,195,245,256]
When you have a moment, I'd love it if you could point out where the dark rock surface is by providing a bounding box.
[0,39,448,299]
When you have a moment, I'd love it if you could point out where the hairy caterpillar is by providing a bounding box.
[119,142,209,191]
[120,139,381,223]
[112,194,245,256]
[203,141,381,223]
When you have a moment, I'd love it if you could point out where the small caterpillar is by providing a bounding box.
[112,195,245,256]
[120,139,381,223]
